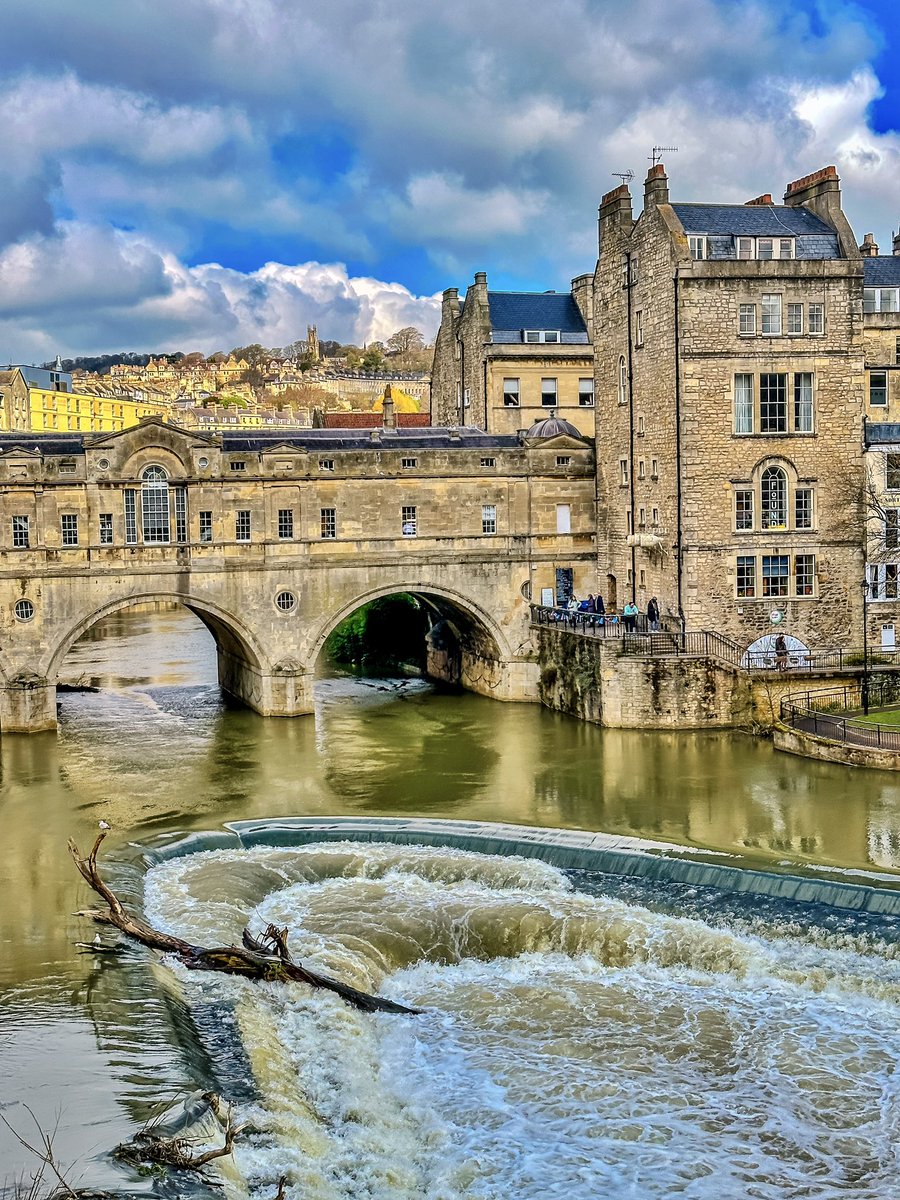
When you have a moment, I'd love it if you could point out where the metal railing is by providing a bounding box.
[780,680,900,751]
[530,604,884,674]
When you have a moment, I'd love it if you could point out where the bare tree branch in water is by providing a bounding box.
[69,832,422,1015]
[113,1093,243,1172]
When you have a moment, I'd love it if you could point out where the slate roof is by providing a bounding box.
[0,435,84,455]
[224,428,523,451]
[864,257,900,287]
[671,203,834,237]
[487,292,589,343]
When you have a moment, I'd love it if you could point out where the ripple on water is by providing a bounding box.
[140,841,900,1199]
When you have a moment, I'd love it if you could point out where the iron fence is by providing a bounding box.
[780,680,900,751]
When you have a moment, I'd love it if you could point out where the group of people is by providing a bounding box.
[556,594,662,633]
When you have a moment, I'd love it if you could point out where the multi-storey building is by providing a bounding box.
[0,365,170,433]
[593,164,867,651]
[432,273,595,436]
[860,233,900,647]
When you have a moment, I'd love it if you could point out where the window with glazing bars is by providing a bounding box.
[99,513,113,544]
[739,304,756,335]
[793,373,813,432]
[174,487,187,543]
[277,509,294,539]
[761,466,788,527]
[61,514,78,546]
[541,378,557,407]
[235,510,251,542]
[321,508,336,539]
[736,556,756,597]
[870,371,888,406]
[482,504,497,534]
[579,378,594,406]
[787,303,803,334]
[760,374,787,432]
[735,489,753,530]
[795,488,813,529]
[762,555,790,597]
[761,294,782,335]
[887,455,900,490]
[809,304,824,334]
[887,511,900,551]
[12,515,29,548]
[124,490,137,544]
[401,506,417,537]
[199,511,213,543]
[734,374,753,433]
[795,554,815,596]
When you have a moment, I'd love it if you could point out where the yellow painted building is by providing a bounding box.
[0,367,171,432]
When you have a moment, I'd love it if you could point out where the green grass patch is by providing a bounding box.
[852,706,900,726]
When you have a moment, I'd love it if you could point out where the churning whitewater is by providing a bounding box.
[142,841,900,1199]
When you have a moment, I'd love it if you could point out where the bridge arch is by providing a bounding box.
[308,582,512,668]
[47,590,265,683]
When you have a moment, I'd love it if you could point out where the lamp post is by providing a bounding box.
[861,576,870,716]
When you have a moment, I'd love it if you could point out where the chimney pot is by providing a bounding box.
[745,193,773,206]
[860,232,879,258]
[474,272,487,286]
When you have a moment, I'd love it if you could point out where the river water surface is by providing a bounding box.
[2,607,900,1197]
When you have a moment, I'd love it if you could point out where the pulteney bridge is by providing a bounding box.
[0,417,596,732]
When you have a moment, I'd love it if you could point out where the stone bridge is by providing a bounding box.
[0,418,596,731]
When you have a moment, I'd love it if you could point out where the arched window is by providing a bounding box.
[761,465,787,528]
[618,356,627,406]
[141,465,170,543]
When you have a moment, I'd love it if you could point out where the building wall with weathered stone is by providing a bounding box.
[485,348,595,437]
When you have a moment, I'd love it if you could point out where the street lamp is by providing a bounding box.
[861,576,870,716]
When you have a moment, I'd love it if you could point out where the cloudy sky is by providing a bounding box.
[1,0,898,359]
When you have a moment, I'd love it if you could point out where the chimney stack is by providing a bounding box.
[894,230,900,257]
[860,233,879,258]
[382,383,396,428]
[644,163,669,208]
[745,193,773,207]
[598,184,633,253]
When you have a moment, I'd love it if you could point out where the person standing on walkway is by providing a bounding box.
[647,597,660,632]
[623,600,639,633]
[775,633,788,670]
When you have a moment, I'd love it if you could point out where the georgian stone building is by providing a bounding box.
[0,414,595,731]
[593,163,867,650]
[431,273,595,436]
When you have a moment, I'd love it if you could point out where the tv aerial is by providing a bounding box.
[612,170,634,186]
[650,145,678,167]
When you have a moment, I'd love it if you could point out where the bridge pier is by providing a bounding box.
[217,651,315,718]
[0,674,58,733]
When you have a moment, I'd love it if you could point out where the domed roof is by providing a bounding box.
[524,413,583,439]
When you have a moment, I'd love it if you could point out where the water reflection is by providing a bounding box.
[3,605,900,1181]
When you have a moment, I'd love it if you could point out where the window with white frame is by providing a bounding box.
[235,510,251,542]
[650,458,658,479]
[761,465,788,528]
[761,293,782,335]
[141,465,170,543]
[688,235,706,260]
[737,237,755,260]
[793,373,814,432]
[524,330,561,343]
[61,514,78,546]
[760,373,787,433]
[638,459,645,479]
[541,378,557,407]
[762,554,790,597]
[482,504,497,534]
[735,374,754,433]
[229,460,246,472]
[320,508,336,539]
[795,554,816,596]
[735,488,754,530]
[787,303,803,335]
[617,356,628,405]
[401,506,417,537]
[619,458,629,486]
[124,490,137,544]
[277,508,294,539]
[319,458,335,471]
[886,510,900,551]
[502,378,520,407]
[481,456,496,467]
[12,515,29,548]
[99,513,113,544]
[556,455,572,466]
[864,288,900,313]
[795,487,813,529]
[556,504,571,533]
[739,304,757,335]
[736,555,756,597]
[809,303,824,335]
[635,311,644,347]
[579,378,594,407]
[199,510,213,542]
[870,371,888,406]
[737,237,794,260]
[401,457,418,469]
[174,487,187,543]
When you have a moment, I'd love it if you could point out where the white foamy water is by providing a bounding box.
[143,842,900,1199]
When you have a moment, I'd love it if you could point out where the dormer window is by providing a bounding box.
[864,288,900,314]
[736,236,795,260]
[523,330,561,343]
[688,235,707,261]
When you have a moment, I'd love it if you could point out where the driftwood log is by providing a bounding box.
[70,833,421,1015]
